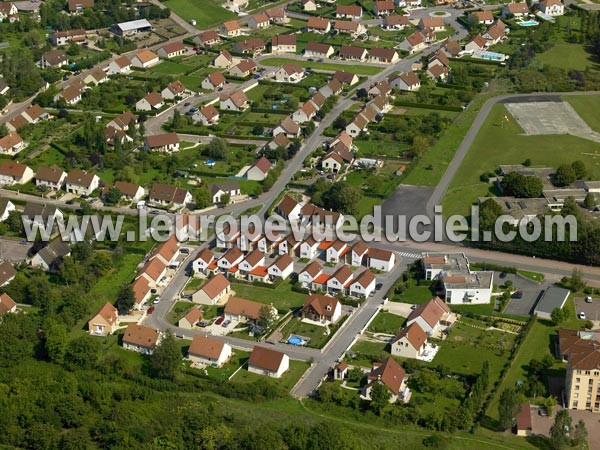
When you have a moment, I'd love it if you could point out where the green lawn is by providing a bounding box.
[564,94,600,132]
[162,0,236,29]
[203,350,250,382]
[392,284,436,304]
[279,318,332,348]
[167,301,196,325]
[232,360,310,391]
[442,103,600,217]
[348,340,389,368]
[517,269,545,283]
[259,58,383,76]
[231,280,307,313]
[535,42,598,71]
[367,312,405,334]
[184,277,205,293]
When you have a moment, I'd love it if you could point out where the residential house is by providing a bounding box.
[202,71,226,91]
[228,59,257,78]
[0,293,16,315]
[333,70,359,86]
[220,91,250,111]
[50,29,86,46]
[320,78,343,98]
[248,12,269,29]
[325,240,349,263]
[149,234,180,267]
[273,116,301,139]
[334,20,366,36]
[212,49,234,69]
[35,165,66,191]
[336,5,363,20]
[220,20,241,37]
[194,104,220,126]
[516,403,533,436]
[402,31,427,54]
[83,68,108,86]
[373,0,396,15]
[210,180,240,204]
[502,2,529,18]
[29,239,71,271]
[301,0,317,11]
[22,202,63,230]
[300,236,319,259]
[248,346,289,378]
[122,324,160,355]
[131,276,151,308]
[443,39,462,57]
[65,169,99,196]
[246,157,272,181]
[349,269,377,298]
[161,80,188,100]
[192,273,230,304]
[292,101,317,123]
[217,246,244,273]
[275,63,305,83]
[38,50,67,68]
[333,361,349,380]
[157,41,186,59]
[327,265,353,295]
[192,248,215,275]
[538,0,564,15]
[0,198,15,222]
[278,233,300,256]
[345,114,368,137]
[350,241,369,266]
[304,41,334,58]
[418,17,445,32]
[266,7,287,23]
[390,322,427,358]
[111,20,153,37]
[471,10,494,25]
[0,160,33,185]
[465,34,487,53]
[310,91,327,111]
[232,38,266,56]
[307,17,331,33]
[144,133,180,152]
[483,21,507,45]
[188,335,232,367]
[275,194,302,221]
[136,92,164,111]
[427,63,448,81]
[88,302,119,336]
[368,94,390,114]
[298,260,323,288]
[301,202,344,230]
[368,80,391,98]
[322,152,343,173]
[268,253,294,280]
[0,1,18,21]
[405,296,452,335]
[67,0,93,14]
[369,47,399,64]
[129,49,159,69]
[239,249,266,276]
[136,257,167,288]
[54,84,83,106]
[107,55,131,75]
[382,14,409,30]
[194,30,221,47]
[224,296,274,323]
[339,45,369,61]
[179,307,203,329]
[362,358,410,403]
[215,223,240,249]
[301,294,342,323]
[428,49,450,69]
[368,248,395,272]
[271,34,296,54]
[0,132,26,155]
[114,181,144,202]
[0,261,16,286]
[149,183,192,208]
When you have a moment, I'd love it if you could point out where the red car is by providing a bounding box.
[215,316,225,325]
[147,306,155,314]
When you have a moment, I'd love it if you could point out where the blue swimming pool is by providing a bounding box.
[519,20,539,27]
[288,336,303,345]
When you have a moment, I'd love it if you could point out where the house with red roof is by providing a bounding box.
[299,260,323,288]
[245,157,272,181]
[327,265,354,295]
[268,253,294,280]
[405,297,452,335]
[349,269,377,298]
[362,358,411,403]
[248,346,289,378]
[88,302,119,336]
[301,293,342,324]
[192,273,230,304]
[188,335,232,367]
[391,322,428,359]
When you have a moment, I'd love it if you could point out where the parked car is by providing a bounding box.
[410,304,417,310]
[215,316,225,325]
[376,283,383,290]
[499,272,507,279]
[198,320,207,327]
[222,319,231,328]
[151,288,158,294]
[147,306,155,314]
[512,290,523,299]
[578,312,587,320]
[585,296,593,303]
[180,247,190,254]
[153,297,161,304]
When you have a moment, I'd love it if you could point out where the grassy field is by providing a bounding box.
[259,58,383,76]
[231,360,310,391]
[391,284,436,304]
[368,312,406,334]
[564,94,600,132]
[163,0,236,29]
[536,42,598,71]
[230,280,307,312]
[442,102,600,217]
[203,349,250,382]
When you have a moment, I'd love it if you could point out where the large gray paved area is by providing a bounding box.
[501,272,549,316]
[504,101,598,138]
[0,237,32,263]
[573,296,600,322]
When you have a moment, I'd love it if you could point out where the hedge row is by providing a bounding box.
[251,107,293,115]
[393,100,463,112]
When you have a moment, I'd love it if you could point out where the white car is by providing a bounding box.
[153,297,161,304]
[585,296,593,303]
[578,312,586,320]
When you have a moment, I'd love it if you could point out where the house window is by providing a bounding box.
[572,401,578,408]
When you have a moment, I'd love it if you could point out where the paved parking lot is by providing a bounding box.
[531,405,600,450]
[573,296,600,323]
[505,101,592,135]
[0,237,32,263]
[501,272,547,317]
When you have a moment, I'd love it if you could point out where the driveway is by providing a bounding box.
[383,301,414,318]
[502,273,547,317]
[530,405,600,450]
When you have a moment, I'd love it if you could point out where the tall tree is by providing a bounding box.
[573,419,588,446]
[549,409,572,450]
[44,321,69,364]
[116,285,135,314]
[151,331,180,380]
[498,388,519,431]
